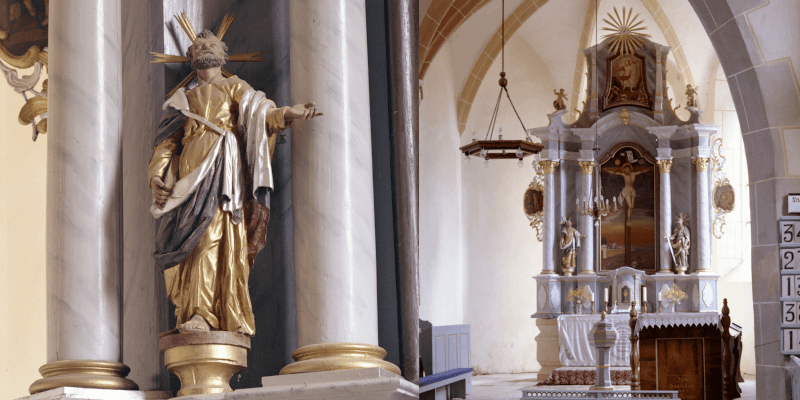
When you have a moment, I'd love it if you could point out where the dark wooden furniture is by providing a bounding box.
[636,299,742,400]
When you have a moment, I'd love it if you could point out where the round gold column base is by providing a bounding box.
[279,342,401,376]
[29,360,139,395]
[159,331,250,397]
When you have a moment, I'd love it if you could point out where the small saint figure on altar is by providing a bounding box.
[553,88,568,111]
[685,84,699,108]
[668,213,691,274]
[560,218,585,275]
[149,28,322,336]
[608,164,646,225]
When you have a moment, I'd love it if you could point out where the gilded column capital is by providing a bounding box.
[692,157,710,172]
[656,159,672,173]
[540,160,560,174]
[579,161,595,175]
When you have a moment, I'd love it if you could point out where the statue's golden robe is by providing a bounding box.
[148,76,287,335]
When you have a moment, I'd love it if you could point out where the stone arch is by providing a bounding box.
[685,0,799,397]
[419,0,493,79]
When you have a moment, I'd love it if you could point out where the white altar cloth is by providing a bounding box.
[557,315,631,367]
[634,311,721,333]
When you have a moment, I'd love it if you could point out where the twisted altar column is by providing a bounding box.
[30,0,138,394]
[693,157,713,273]
[578,161,595,274]
[541,160,559,275]
[282,0,399,375]
[657,159,673,274]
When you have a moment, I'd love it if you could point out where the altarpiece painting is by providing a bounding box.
[599,144,658,272]
[603,53,649,110]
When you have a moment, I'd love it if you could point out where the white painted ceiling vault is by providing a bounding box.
[424,0,720,129]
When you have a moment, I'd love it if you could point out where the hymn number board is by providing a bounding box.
[781,217,800,354]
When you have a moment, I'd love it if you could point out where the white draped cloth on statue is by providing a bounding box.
[557,315,632,367]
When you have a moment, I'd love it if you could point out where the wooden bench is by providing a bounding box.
[419,367,473,400]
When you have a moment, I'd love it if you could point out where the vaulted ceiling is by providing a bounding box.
[420,0,718,134]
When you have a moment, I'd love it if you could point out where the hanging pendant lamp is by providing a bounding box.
[459,0,542,166]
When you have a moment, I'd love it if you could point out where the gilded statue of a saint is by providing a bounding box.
[560,218,585,275]
[148,29,322,335]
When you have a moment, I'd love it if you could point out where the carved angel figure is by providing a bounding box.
[553,88,568,111]
[685,84,699,108]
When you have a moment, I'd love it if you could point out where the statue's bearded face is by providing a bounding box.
[189,36,227,70]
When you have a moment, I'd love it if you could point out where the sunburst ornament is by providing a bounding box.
[602,7,651,56]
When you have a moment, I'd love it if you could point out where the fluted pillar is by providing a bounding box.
[657,159,673,274]
[30,0,137,394]
[541,160,559,275]
[693,157,713,273]
[282,0,399,375]
[578,161,595,274]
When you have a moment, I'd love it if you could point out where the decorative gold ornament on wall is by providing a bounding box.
[524,172,545,241]
[710,138,734,238]
[0,0,49,141]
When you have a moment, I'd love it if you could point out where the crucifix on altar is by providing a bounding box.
[598,145,658,272]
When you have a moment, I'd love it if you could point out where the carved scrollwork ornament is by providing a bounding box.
[709,138,734,238]
[525,177,545,241]
[0,25,49,141]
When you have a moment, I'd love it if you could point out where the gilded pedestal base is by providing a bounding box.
[29,360,139,394]
[279,343,401,376]
[159,331,250,397]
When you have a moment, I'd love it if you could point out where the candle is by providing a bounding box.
[658,292,662,302]
[591,292,595,302]
[604,288,609,303]
[643,286,647,300]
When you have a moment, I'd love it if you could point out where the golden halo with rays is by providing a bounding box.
[601,7,651,56]
[150,11,264,99]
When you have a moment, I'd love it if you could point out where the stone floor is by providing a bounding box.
[463,372,756,400]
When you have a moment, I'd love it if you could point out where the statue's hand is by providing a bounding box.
[284,101,324,122]
[150,177,172,209]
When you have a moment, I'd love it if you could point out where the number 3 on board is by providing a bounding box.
[785,302,797,324]
[782,222,800,245]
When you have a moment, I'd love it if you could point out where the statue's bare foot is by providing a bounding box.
[179,314,210,332]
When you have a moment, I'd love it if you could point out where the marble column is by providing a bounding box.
[657,159,673,274]
[693,157,713,273]
[30,0,138,394]
[541,160,560,275]
[578,161,595,274]
[281,0,399,375]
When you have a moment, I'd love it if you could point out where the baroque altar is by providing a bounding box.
[527,10,730,385]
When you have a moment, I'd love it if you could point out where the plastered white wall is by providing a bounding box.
[461,36,551,374]
[420,43,466,326]
[0,73,47,399]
